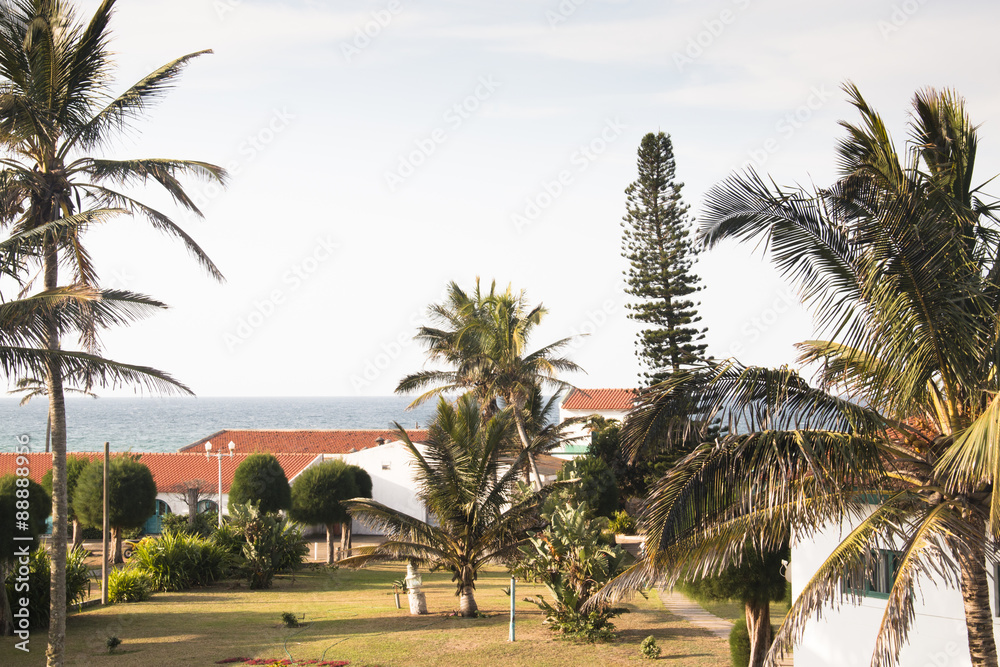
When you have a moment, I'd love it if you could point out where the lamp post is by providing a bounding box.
[205,440,235,528]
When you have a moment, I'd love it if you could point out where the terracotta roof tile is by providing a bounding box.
[177,429,429,455]
[0,452,320,494]
[561,388,637,411]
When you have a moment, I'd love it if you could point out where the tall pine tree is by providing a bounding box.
[621,132,707,385]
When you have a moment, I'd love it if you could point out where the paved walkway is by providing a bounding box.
[656,589,793,666]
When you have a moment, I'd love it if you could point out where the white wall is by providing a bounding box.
[558,407,628,448]
[791,511,995,666]
[336,441,427,535]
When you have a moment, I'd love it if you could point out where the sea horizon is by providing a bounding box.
[0,395,443,454]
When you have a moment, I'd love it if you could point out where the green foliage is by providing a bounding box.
[73,455,157,532]
[107,567,153,603]
[131,532,230,592]
[640,635,661,659]
[281,611,300,628]
[40,455,89,522]
[730,618,751,667]
[226,502,307,589]
[680,547,788,607]
[290,460,371,527]
[0,474,51,560]
[608,510,636,535]
[514,504,629,641]
[5,548,90,629]
[228,454,292,515]
[162,510,219,538]
[621,131,707,384]
[545,456,619,519]
[106,636,122,654]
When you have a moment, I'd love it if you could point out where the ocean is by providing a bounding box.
[0,396,441,454]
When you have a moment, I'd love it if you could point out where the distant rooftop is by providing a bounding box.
[561,388,637,412]
[0,452,320,493]
[178,429,430,455]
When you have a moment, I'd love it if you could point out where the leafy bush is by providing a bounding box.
[608,509,636,535]
[544,456,620,519]
[227,503,306,589]
[5,547,90,629]
[131,531,230,592]
[162,510,219,538]
[281,611,299,628]
[228,454,292,515]
[513,503,629,642]
[108,567,153,603]
[106,635,122,653]
[640,635,661,659]
[730,617,750,667]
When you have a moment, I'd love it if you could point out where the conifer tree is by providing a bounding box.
[621,132,707,385]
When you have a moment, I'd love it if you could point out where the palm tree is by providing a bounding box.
[0,3,225,663]
[397,280,582,488]
[9,377,97,453]
[342,394,549,616]
[606,84,1000,667]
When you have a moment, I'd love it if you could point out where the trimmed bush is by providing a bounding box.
[228,453,291,515]
[5,547,90,629]
[640,635,661,659]
[730,618,751,667]
[108,567,153,603]
[131,531,229,592]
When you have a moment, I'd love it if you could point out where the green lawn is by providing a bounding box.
[2,564,732,666]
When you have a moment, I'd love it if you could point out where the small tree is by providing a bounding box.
[41,455,90,550]
[73,456,157,563]
[171,479,211,525]
[0,474,51,636]
[228,453,291,515]
[680,546,788,667]
[289,461,372,563]
[545,456,619,520]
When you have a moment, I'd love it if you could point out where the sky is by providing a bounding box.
[7,0,1000,398]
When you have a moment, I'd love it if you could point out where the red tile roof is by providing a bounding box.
[0,452,320,494]
[177,429,430,455]
[561,388,637,411]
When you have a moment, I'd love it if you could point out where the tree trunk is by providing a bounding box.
[512,410,543,490]
[340,521,352,557]
[70,519,83,551]
[44,237,67,667]
[745,599,772,667]
[459,585,478,617]
[186,487,199,525]
[958,530,999,667]
[110,527,124,565]
[325,524,336,564]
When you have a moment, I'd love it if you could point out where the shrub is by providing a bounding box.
[281,611,299,628]
[514,504,629,642]
[730,617,751,667]
[608,510,636,535]
[106,635,122,653]
[108,567,153,603]
[163,510,219,538]
[131,531,229,592]
[545,455,620,519]
[5,547,90,629]
[640,635,661,659]
[227,503,306,589]
[228,454,291,515]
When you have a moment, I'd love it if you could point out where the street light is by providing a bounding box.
[205,440,236,528]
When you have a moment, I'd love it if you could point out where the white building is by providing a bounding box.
[554,388,637,459]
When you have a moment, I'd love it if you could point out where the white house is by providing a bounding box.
[790,508,998,666]
[554,388,637,459]
[336,441,431,534]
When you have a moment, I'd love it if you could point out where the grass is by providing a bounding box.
[1,563,732,666]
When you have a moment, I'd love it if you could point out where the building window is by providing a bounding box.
[843,548,902,599]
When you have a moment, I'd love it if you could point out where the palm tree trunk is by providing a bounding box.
[71,519,83,551]
[958,529,998,667]
[512,410,543,490]
[745,599,772,667]
[459,585,478,617]
[325,523,336,564]
[340,521,352,557]
[44,238,68,667]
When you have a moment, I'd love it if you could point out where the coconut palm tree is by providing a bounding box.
[342,394,549,616]
[0,3,225,662]
[605,84,1000,667]
[397,280,582,488]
